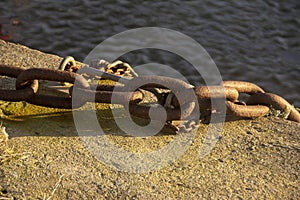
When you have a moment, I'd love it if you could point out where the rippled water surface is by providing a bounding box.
[0,0,299,106]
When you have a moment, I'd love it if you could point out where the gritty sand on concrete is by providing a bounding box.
[0,40,299,199]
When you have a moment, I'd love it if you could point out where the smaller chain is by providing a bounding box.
[90,59,138,78]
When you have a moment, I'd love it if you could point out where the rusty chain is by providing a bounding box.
[0,58,299,134]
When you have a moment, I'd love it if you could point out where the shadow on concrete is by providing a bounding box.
[1,108,181,138]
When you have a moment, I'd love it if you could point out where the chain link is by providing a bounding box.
[0,57,299,135]
[0,64,39,101]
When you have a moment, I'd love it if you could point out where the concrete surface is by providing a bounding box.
[0,39,299,199]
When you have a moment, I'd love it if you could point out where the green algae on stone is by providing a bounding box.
[0,101,68,118]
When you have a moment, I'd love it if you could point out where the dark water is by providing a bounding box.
[0,0,299,106]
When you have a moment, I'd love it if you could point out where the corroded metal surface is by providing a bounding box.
[0,63,299,128]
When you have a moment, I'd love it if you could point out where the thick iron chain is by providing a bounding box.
[0,63,299,135]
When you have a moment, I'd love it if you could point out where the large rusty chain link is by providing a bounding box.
[0,57,299,134]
